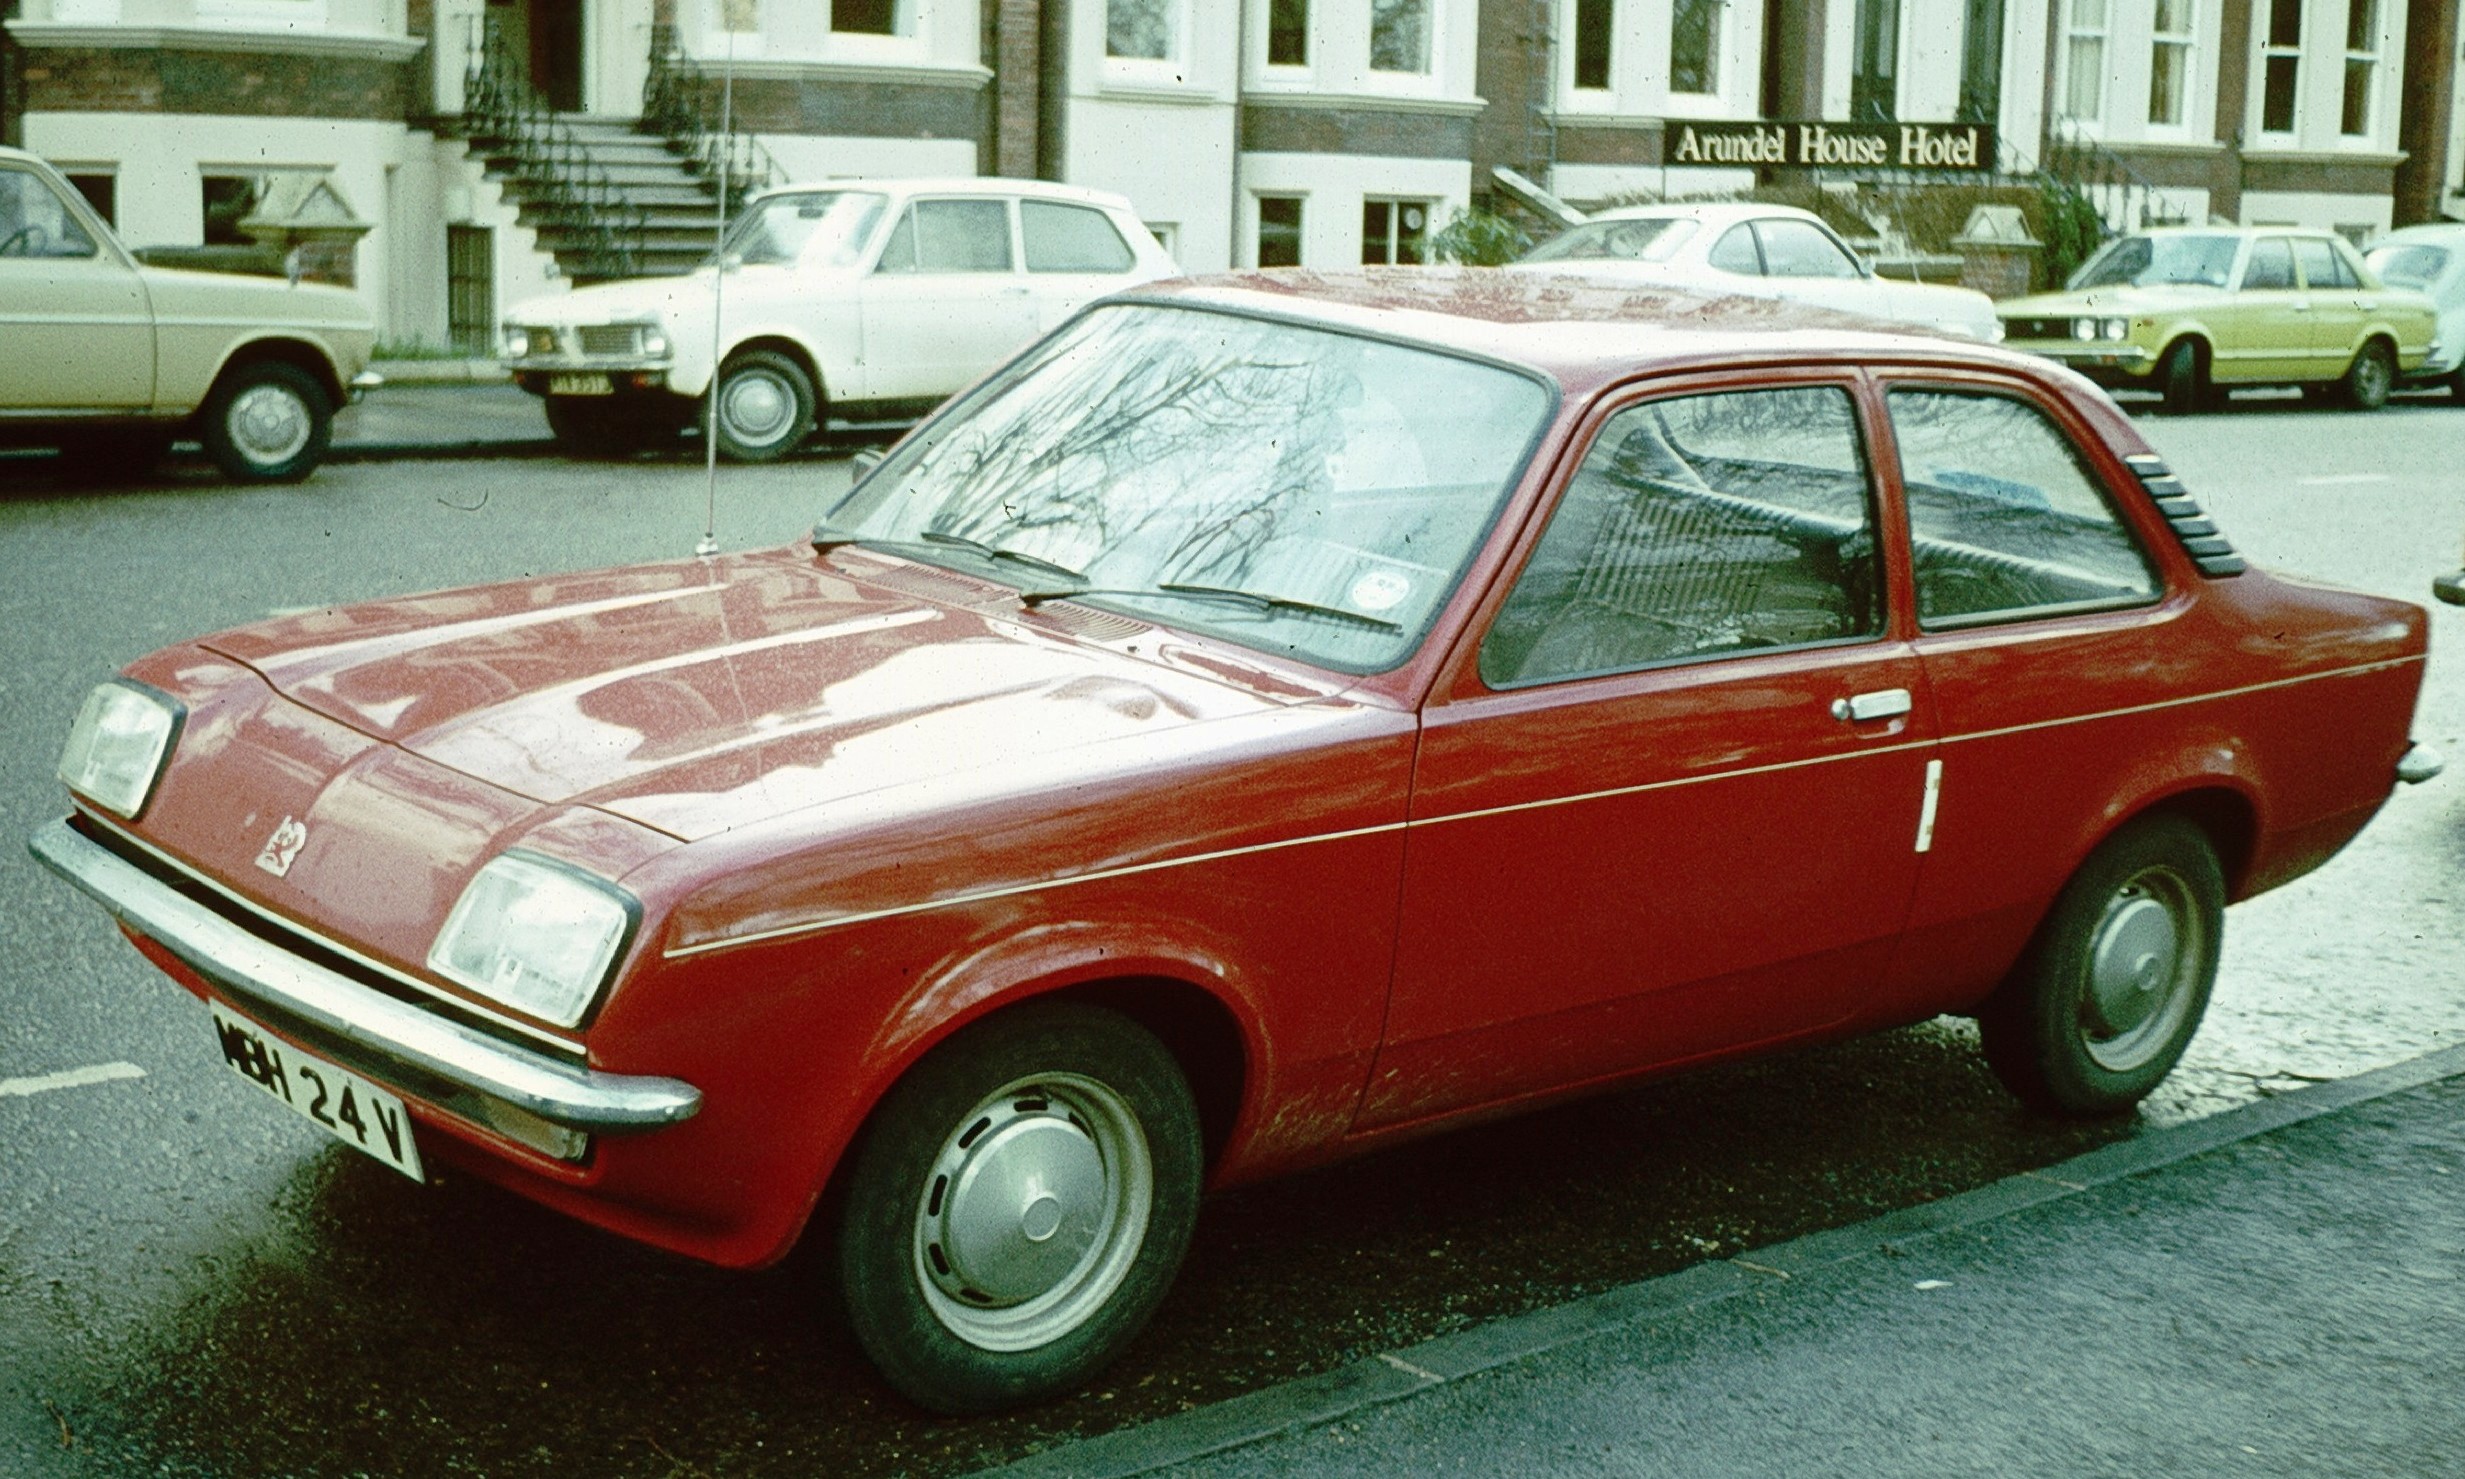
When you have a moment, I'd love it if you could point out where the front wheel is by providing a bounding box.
[2341,339,2395,411]
[2157,340,2207,416]
[199,361,332,483]
[710,349,816,463]
[836,1002,1201,1415]
[1980,814,2224,1117]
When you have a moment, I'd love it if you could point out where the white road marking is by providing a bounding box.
[0,1061,147,1099]
[2296,474,2392,487]
[1377,1352,1443,1382]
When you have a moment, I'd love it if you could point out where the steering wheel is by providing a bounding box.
[0,224,47,257]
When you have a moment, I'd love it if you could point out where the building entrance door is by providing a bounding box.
[488,0,587,111]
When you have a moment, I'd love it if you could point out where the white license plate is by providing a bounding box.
[209,1002,424,1181]
[548,372,613,395]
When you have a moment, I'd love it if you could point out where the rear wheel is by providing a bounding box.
[710,349,816,463]
[199,361,331,483]
[2341,339,2395,411]
[836,1002,1201,1414]
[1980,814,2224,1117]
[2157,339,2207,415]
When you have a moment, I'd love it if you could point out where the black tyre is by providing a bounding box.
[2157,339,2206,415]
[710,349,816,463]
[2341,339,2395,411]
[837,1002,1202,1415]
[544,395,647,457]
[199,360,331,483]
[1979,814,2224,1117]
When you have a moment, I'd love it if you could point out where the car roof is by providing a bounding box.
[1122,269,2030,389]
[746,176,1135,212]
[1582,201,1822,228]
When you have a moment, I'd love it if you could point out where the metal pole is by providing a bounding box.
[697,22,737,560]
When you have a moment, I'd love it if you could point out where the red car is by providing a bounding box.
[35,271,2440,1414]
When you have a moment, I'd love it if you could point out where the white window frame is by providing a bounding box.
[1360,197,1434,265]
[2339,0,2380,139]
[1667,0,1724,99]
[2057,0,2110,127]
[1368,0,1436,78]
[2254,0,2303,141]
[2147,0,2195,131]
[1254,192,1306,269]
[1567,0,1615,97]
[1105,0,1193,77]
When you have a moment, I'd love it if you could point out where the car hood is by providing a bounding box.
[134,265,374,331]
[2000,284,2225,317]
[195,547,1307,844]
[508,266,822,326]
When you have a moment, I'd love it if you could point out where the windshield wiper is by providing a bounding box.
[1020,582,1400,632]
[917,530,1088,583]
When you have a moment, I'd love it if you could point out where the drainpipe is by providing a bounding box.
[1229,0,1250,268]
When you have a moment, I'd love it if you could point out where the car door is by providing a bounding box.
[1873,378,2179,1017]
[1750,215,1883,316]
[0,162,153,410]
[2291,236,2363,374]
[855,196,1041,402]
[1017,199,1143,333]
[1360,376,1937,1130]
[2218,236,2309,384]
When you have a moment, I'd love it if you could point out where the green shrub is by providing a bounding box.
[1429,207,1534,266]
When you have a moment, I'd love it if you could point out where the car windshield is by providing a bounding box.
[717,190,889,267]
[1520,217,1697,264]
[2365,243,2452,290]
[826,304,1555,673]
[2069,234,2239,289]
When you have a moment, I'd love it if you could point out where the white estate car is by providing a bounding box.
[1511,201,2002,342]
[2366,223,2465,399]
[0,145,376,482]
[503,178,1178,461]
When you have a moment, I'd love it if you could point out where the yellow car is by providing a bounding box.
[0,145,377,481]
[1998,227,2437,414]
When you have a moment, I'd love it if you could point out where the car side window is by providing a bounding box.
[1022,201,1137,273]
[0,167,99,259]
[1481,385,1883,687]
[1887,388,2161,629]
[1754,219,1860,279]
[1708,224,1762,274]
[874,199,1014,275]
[2293,237,2354,289]
[2241,238,2296,291]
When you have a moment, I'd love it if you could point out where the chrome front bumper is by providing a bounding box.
[29,819,701,1133]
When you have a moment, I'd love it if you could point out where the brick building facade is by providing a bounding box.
[5,0,2458,343]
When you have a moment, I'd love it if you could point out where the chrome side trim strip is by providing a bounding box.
[30,820,701,1131]
[77,808,584,1058]
[664,654,2425,960]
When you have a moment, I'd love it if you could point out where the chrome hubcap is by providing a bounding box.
[913,1073,1151,1352]
[2080,868,2198,1072]
[719,368,795,444]
[229,383,312,465]
[2359,355,2391,400]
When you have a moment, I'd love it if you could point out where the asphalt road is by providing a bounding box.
[0,397,2459,1479]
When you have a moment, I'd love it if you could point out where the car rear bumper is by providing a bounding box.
[27,817,702,1135]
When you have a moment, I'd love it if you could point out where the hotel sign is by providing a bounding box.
[1661,120,1996,172]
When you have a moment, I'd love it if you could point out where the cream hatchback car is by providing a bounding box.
[503,178,1179,461]
[0,146,377,482]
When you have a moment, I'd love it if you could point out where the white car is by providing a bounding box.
[0,144,376,482]
[1510,202,2002,343]
[2366,223,2465,399]
[503,178,1178,461]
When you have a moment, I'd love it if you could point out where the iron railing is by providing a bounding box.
[643,24,787,214]
[463,17,645,281]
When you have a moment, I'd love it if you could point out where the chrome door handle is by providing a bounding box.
[1832,688,1913,723]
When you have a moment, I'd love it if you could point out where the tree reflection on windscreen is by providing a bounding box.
[827,305,1554,671]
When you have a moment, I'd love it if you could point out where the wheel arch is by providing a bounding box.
[2157,329,2212,374]
[199,334,347,417]
[725,332,830,407]
[2125,783,2259,901]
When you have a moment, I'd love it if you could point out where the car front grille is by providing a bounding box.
[2003,317,2072,341]
[578,325,641,356]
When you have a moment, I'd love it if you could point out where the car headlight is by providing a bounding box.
[58,679,183,818]
[2074,317,2100,341]
[2102,317,2130,341]
[504,327,531,359]
[640,327,672,358]
[428,853,638,1028]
